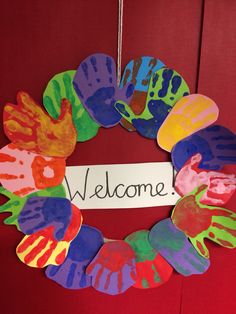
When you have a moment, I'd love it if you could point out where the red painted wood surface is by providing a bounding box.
[0,0,235,313]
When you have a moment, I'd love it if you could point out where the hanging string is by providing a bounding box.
[117,0,124,85]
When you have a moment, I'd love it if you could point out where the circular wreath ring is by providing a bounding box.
[0,53,236,295]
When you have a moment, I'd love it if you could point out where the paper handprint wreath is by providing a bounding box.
[0,53,236,295]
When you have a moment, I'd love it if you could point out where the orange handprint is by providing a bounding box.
[3,92,77,158]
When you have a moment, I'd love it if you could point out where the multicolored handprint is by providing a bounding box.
[115,68,190,139]
[46,225,104,289]
[119,56,165,131]
[73,53,134,127]
[18,197,73,241]
[86,240,137,295]
[171,185,236,258]
[16,204,82,268]
[149,218,210,275]
[4,92,77,157]
[0,144,66,196]
[157,94,219,152]
[172,125,236,171]
[175,153,236,205]
[43,70,99,142]
[0,185,66,230]
[125,230,172,288]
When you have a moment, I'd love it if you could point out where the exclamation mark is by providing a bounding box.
[171,165,176,195]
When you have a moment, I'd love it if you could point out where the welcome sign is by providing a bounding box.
[63,162,180,209]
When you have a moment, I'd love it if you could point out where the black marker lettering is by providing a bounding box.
[156,182,168,196]
[111,184,125,198]
[90,184,105,199]
[64,168,89,201]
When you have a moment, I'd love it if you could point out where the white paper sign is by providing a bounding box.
[63,162,180,209]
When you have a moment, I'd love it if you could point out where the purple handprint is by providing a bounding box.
[18,197,72,241]
[73,53,134,127]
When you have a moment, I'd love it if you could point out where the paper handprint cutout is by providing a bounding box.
[175,153,236,205]
[18,197,73,241]
[73,53,134,127]
[119,56,165,131]
[149,219,210,276]
[43,70,99,142]
[157,94,219,152]
[172,125,236,171]
[86,240,137,295]
[0,185,66,230]
[125,230,172,288]
[0,144,66,197]
[4,92,77,157]
[46,225,104,289]
[172,185,236,258]
[115,68,190,139]
[16,204,82,268]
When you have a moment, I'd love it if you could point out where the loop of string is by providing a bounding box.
[117,0,123,85]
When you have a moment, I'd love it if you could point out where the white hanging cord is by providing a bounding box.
[117,0,124,85]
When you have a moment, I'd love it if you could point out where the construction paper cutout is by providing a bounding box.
[46,225,104,289]
[149,218,210,276]
[3,91,77,157]
[86,240,137,295]
[157,94,219,152]
[115,68,190,139]
[18,197,73,241]
[0,185,66,230]
[171,185,236,258]
[43,70,99,142]
[175,153,236,205]
[172,125,236,171]
[125,230,172,288]
[0,144,66,197]
[119,56,165,131]
[73,53,134,127]
[16,204,82,268]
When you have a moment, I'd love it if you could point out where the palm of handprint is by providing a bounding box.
[115,68,190,139]
[18,197,73,241]
[73,53,134,127]
[3,92,77,157]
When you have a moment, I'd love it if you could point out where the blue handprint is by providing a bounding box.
[18,197,72,241]
[172,125,236,171]
[73,53,134,127]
